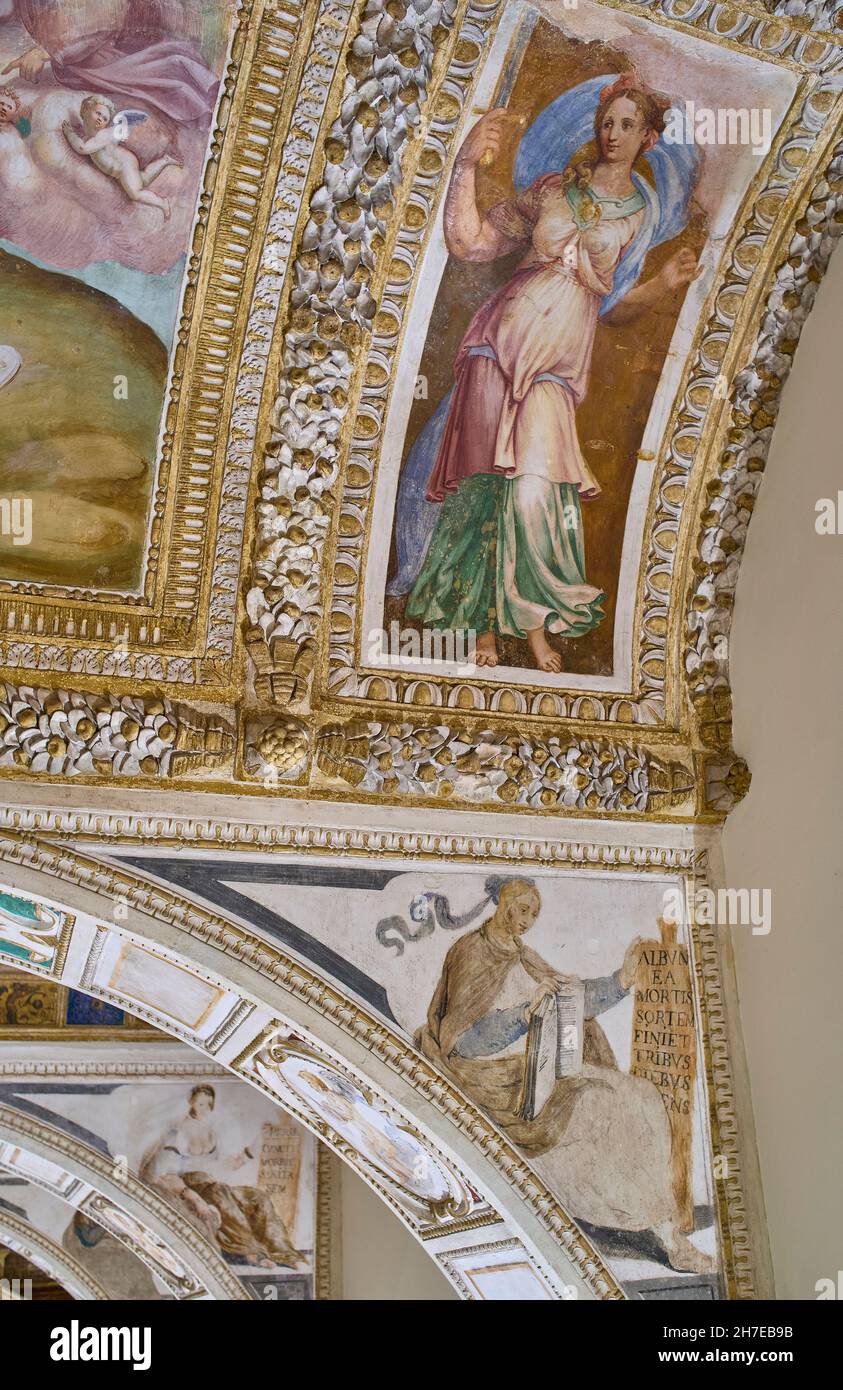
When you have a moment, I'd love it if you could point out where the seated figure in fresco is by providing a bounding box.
[417,878,712,1275]
[2,0,220,126]
[140,1084,305,1270]
[393,72,703,673]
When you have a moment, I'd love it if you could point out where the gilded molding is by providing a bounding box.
[760,0,842,32]
[0,830,625,1299]
[315,719,695,811]
[246,0,461,686]
[0,0,309,692]
[0,2,834,829]
[322,33,842,730]
[0,831,765,1299]
[684,142,843,745]
[315,1145,340,1300]
[81,1192,206,1299]
[243,1029,491,1231]
[0,1104,245,1300]
[437,1235,563,1300]
[0,801,709,871]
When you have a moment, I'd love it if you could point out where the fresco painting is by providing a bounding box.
[368,1,793,684]
[0,1075,321,1298]
[201,860,723,1298]
[0,0,237,589]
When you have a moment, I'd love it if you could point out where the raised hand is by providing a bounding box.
[456,107,510,170]
[2,46,50,84]
[661,247,703,292]
[619,935,649,991]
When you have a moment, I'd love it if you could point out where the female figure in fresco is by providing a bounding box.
[417,878,713,1275]
[140,1084,304,1270]
[399,74,702,672]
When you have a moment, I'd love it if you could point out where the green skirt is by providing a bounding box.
[407,474,605,639]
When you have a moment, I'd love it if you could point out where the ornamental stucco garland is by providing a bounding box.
[685,142,843,745]
[315,720,694,811]
[763,0,842,29]
[0,684,234,779]
[245,0,462,685]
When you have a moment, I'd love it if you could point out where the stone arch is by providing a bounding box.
[0,1209,107,1301]
[0,1112,245,1300]
[0,829,621,1302]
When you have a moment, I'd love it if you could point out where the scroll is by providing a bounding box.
[628,919,697,1230]
[257,1118,304,1234]
[519,981,585,1122]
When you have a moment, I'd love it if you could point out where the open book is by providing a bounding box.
[519,981,585,1122]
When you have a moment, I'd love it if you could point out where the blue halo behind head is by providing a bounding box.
[513,74,701,315]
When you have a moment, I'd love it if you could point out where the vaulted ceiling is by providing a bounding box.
[0,0,839,1302]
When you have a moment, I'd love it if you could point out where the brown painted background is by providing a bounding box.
[385,19,708,677]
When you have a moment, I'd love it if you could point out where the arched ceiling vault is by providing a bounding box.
[0,1115,245,1299]
[0,1209,108,1301]
[0,833,629,1301]
[0,0,838,1305]
[0,0,835,826]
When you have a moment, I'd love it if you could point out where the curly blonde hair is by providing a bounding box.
[81,94,115,123]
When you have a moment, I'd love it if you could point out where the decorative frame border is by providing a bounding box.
[0,1,834,827]
[0,894,74,980]
[248,0,843,740]
[316,5,833,728]
[0,0,318,696]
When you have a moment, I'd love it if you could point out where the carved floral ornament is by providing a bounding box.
[0,0,836,823]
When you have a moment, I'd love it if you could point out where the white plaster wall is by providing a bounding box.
[723,245,843,1300]
[340,1166,457,1301]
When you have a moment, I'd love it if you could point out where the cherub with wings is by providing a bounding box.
[62,95,181,219]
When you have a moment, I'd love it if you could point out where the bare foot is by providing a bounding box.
[527,626,562,673]
[163,157,182,172]
[658,1226,716,1276]
[473,631,499,667]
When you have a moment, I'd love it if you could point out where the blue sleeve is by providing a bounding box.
[454,1005,530,1059]
[584,970,628,1019]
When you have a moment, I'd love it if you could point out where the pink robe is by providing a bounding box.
[427,172,644,503]
[15,0,219,124]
